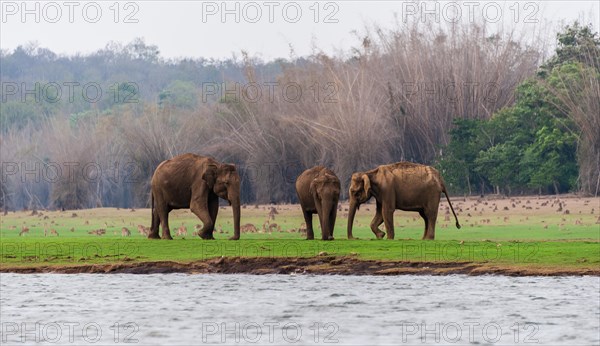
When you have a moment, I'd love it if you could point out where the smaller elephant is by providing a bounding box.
[295,166,340,240]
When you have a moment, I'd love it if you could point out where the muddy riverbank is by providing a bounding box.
[2,256,598,276]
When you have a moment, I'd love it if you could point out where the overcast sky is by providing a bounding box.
[1,1,598,60]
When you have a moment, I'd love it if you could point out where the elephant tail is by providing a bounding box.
[442,183,461,229]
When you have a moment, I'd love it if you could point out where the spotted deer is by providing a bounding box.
[122,227,131,237]
[298,223,307,235]
[268,206,278,221]
[137,225,150,236]
[176,224,188,237]
[19,226,29,236]
[241,223,258,233]
[88,229,106,236]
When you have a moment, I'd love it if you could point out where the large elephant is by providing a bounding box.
[347,162,460,240]
[149,153,241,240]
[295,166,340,240]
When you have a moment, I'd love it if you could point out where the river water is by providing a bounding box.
[0,274,598,345]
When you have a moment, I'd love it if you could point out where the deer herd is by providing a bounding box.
[8,197,599,238]
[10,205,312,238]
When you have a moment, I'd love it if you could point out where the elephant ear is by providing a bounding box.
[202,164,218,188]
[322,173,334,182]
[309,178,319,197]
[362,174,371,199]
[221,163,236,172]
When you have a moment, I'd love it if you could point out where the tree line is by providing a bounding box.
[438,23,599,196]
[1,20,598,210]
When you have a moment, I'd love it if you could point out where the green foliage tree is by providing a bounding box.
[438,22,596,195]
[158,80,199,109]
[540,23,600,195]
[0,101,39,132]
[540,22,600,77]
[522,125,578,193]
[436,119,487,194]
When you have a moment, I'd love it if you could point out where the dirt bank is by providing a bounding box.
[1,256,598,276]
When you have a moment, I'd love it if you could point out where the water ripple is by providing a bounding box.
[0,274,598,345]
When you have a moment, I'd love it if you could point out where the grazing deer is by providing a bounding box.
[19,226,29,236]
[176,224,188,237]
[241,223,258,233]
[137,225,150,236]
[88,229,106,236]
[298,223,307,235]
[268,206,278,221]
[122,227,131,237]
[50,229,59,236]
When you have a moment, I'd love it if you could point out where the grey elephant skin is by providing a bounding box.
[295,166,341,240]
[347,162,460,240]
[150,153,241,240]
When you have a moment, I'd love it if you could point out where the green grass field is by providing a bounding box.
[1,196,599,271]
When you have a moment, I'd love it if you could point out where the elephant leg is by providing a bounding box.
[328,207,337,240]
[208,195,219,235]
[422,207,438,240]
[148,202,161,239]
[418,210,430,240]
[158,206,173,240]
[382,204,395,240]
[302,210,315,240]
[191,201,214,240]
[370,202,385,239]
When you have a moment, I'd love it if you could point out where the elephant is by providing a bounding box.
[149,153,241,240]
[295,166,341,240]
[347,162,460,240]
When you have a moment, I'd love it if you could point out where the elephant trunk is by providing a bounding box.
[230,196,241,240]
[347,199,358,239]
[321,199,335,240]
